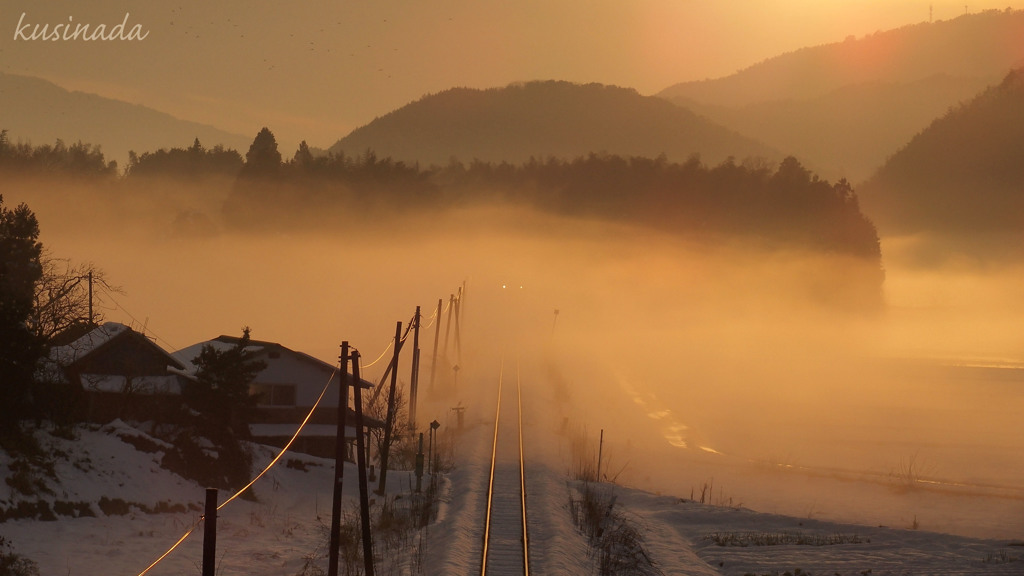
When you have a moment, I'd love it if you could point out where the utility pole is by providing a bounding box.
[442,293,454,360]
[327,342,350,576]
[409,306,421,429]
[87,270,94,326]
[429,298,442,394]
[351,353,375,576]
[377,321,402,494]
[453,287,462,367]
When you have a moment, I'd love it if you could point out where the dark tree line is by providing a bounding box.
[126,138,243,180]
[223,127,880,263]
[2,125,882,262]
[0,130,116,176]
[429,153,881,260]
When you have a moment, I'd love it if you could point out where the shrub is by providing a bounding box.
[98,496,131,516]
[569,483,661,575]
[0,536,39,576]
[52,500,94,518]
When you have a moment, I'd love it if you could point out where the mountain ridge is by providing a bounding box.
[656,9,1024,182]
[328,80,779,167]
[858,66,1024,247]
[659,9,1024,107]
[0,72,251,170]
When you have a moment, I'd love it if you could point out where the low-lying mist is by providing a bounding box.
[11,176,1024,539]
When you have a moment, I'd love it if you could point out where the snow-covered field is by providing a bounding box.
[2,389,1023,576]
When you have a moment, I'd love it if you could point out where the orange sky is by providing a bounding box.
[0,1,1017,153]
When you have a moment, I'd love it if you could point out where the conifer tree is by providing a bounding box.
[0,196,44,437]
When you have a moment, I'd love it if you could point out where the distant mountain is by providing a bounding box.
[658,9,1024,182]
[0,72,251,170]
[328,80,778,166]
[857,68,1024,259]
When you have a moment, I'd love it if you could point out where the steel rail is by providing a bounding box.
[481,358,529,576]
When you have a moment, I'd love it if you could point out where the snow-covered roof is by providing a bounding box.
[50,322,132,366]
[171,339,263,376]
[173,335,372,388]
[173,336,316,375]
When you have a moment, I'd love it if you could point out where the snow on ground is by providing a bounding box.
[1,407,1022,575]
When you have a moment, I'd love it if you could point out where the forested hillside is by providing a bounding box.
[329,81,777,167]
[859,68,1024,247]
[657,9,1024,181]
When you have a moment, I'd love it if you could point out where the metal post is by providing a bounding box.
[328,343,350,576]
[429,419,440,475]
[202,488,217,576]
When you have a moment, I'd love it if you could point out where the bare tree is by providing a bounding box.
[366,382,416,471]
[31,251,121,343]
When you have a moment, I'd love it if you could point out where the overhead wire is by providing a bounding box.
[135,368,338,576]
[217,368,337,509]
[421,312,438,331]
[134,293,460,574]
[421,293,455,331]
[360,337,394,369]
[101,290,179,352]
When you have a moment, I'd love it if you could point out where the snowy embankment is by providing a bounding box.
[0,418,1022,575]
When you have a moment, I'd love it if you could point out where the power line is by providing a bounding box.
[100,290,179,352]
[360,337,394,369]
[135,369,337,576]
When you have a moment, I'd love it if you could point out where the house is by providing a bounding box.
[173,334,382,457]
[42,322,187,423]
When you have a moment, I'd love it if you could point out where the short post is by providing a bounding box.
[429,419,440,474]
[596,428,604,483]
[202,488,217,576]
[451,404,464,431]
[415,433,424,493]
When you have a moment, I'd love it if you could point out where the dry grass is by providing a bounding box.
[568,482,663,576]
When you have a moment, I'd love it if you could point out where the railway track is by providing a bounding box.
[481,359,530,576]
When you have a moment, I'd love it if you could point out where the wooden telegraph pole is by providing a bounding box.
[327,342,350,576]
[453,286,462,366]
[409,306,421,429]
[87,270,94,326]
[428,298,442,394]
[377,321,402,494]
[351,353,375,576]
[442,293,454,360]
